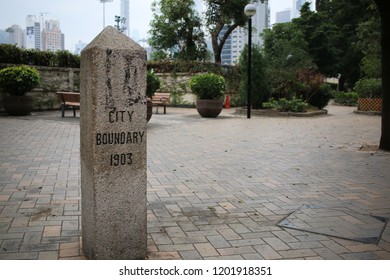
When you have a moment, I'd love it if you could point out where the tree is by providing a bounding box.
[356,14,381,78]
[293,3,342,78]
[204,0,250,64]
[148,0,208,61]
[239,44,269,109]
[262,22,315,99]
[313,0,374,90]
[374,0,390,150]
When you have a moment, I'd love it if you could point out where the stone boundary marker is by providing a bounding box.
[80,26,147,259]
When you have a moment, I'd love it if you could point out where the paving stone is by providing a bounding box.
[194,242,220,257]
[1,105,390,260]
[253,244,283,260]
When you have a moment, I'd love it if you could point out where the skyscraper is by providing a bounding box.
[276,9,292,23]
[220,1,270,65]
[26,15,40,50]
[292,0,313,18]
[41,19,64,51]
[7,25,25,48]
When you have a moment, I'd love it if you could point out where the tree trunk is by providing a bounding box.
[211,23,240,65]
[376,0,390,150]
[211,33,222,64]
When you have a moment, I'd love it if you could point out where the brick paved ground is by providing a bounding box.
[0,104,389,260]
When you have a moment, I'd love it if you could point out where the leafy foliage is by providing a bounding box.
[0,65,40,96]
[149,0,208,61]
[309,0,376,89]
[295,68,332,109]
[262,22,315,98]
[334,92,359,106]
[355,10,381,78]
[262,98,309,112]
[238,44,269,109]
[0,44,80,68]
[146,71,161,98]
[204,0,250,64]
[189,73,226,99]
[354,78,382,98]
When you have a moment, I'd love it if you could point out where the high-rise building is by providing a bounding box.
[292,0,313,19]
[220,26,233,65]
[220,1,270,65]
[121,0,130,36]
[3,25,25,48]
[75,41,88,55]
[41,19,64,51]
[26,15,41,50]
[276,8,292,23]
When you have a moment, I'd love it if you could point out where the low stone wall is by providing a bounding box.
[0,64,238,112]
[155,73,196,106]
[0,64,80,112]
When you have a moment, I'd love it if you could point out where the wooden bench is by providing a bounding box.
[151,92,170,114]
[57,92,80,117]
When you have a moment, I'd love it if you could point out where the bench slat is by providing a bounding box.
[57,92,80,117]
[151,92,170,114]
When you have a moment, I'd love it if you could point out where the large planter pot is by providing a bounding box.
[3,95,34,116]
[196,99,223,118]
[358,98,382,112]
[147,98,153,122]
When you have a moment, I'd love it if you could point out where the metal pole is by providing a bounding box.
[247,17,252,119]
[103,3,106,28]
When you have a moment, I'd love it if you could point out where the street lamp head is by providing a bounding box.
[244,4,257,18]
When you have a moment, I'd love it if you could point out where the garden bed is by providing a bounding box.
[235,107,327,117]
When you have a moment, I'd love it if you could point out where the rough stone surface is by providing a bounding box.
[80,26,147,260]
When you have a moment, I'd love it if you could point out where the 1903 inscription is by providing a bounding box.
[110,153,133,166]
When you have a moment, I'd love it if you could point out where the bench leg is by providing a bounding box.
[73,106,76,117]
[61,104,65,117]
[163,105,166,114]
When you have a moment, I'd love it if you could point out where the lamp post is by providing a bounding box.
[244,3,256,119]
[100,0,113,29]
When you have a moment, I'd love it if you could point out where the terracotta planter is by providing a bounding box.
[196,99,223,118]
[358,98,382,112]
[3,95,34,116]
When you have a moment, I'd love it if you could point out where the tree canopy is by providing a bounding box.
[204,0,250,64]
[148,0,208,61]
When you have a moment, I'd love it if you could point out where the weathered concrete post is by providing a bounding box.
[80,26,147,259]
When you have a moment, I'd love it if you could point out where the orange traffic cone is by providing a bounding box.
[225,94,231,109]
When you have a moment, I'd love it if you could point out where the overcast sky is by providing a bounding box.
[0,0,308,52]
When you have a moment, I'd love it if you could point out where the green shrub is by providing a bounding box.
[354,78,382,98]
[308,83,333,109]
[0,44,80,68]
[0,65,40,96]
[239,44,269,109]
[189,73,226,99]
[146,71,161,98]
[263,97,309,112]
[0,44,22,64]
[334,92,359,106]
[56,50,80,68]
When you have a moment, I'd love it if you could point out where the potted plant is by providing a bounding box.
[355,78,382,112]
[0,65,40,116]
[189,73,226,118]
[146,70,161,122]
